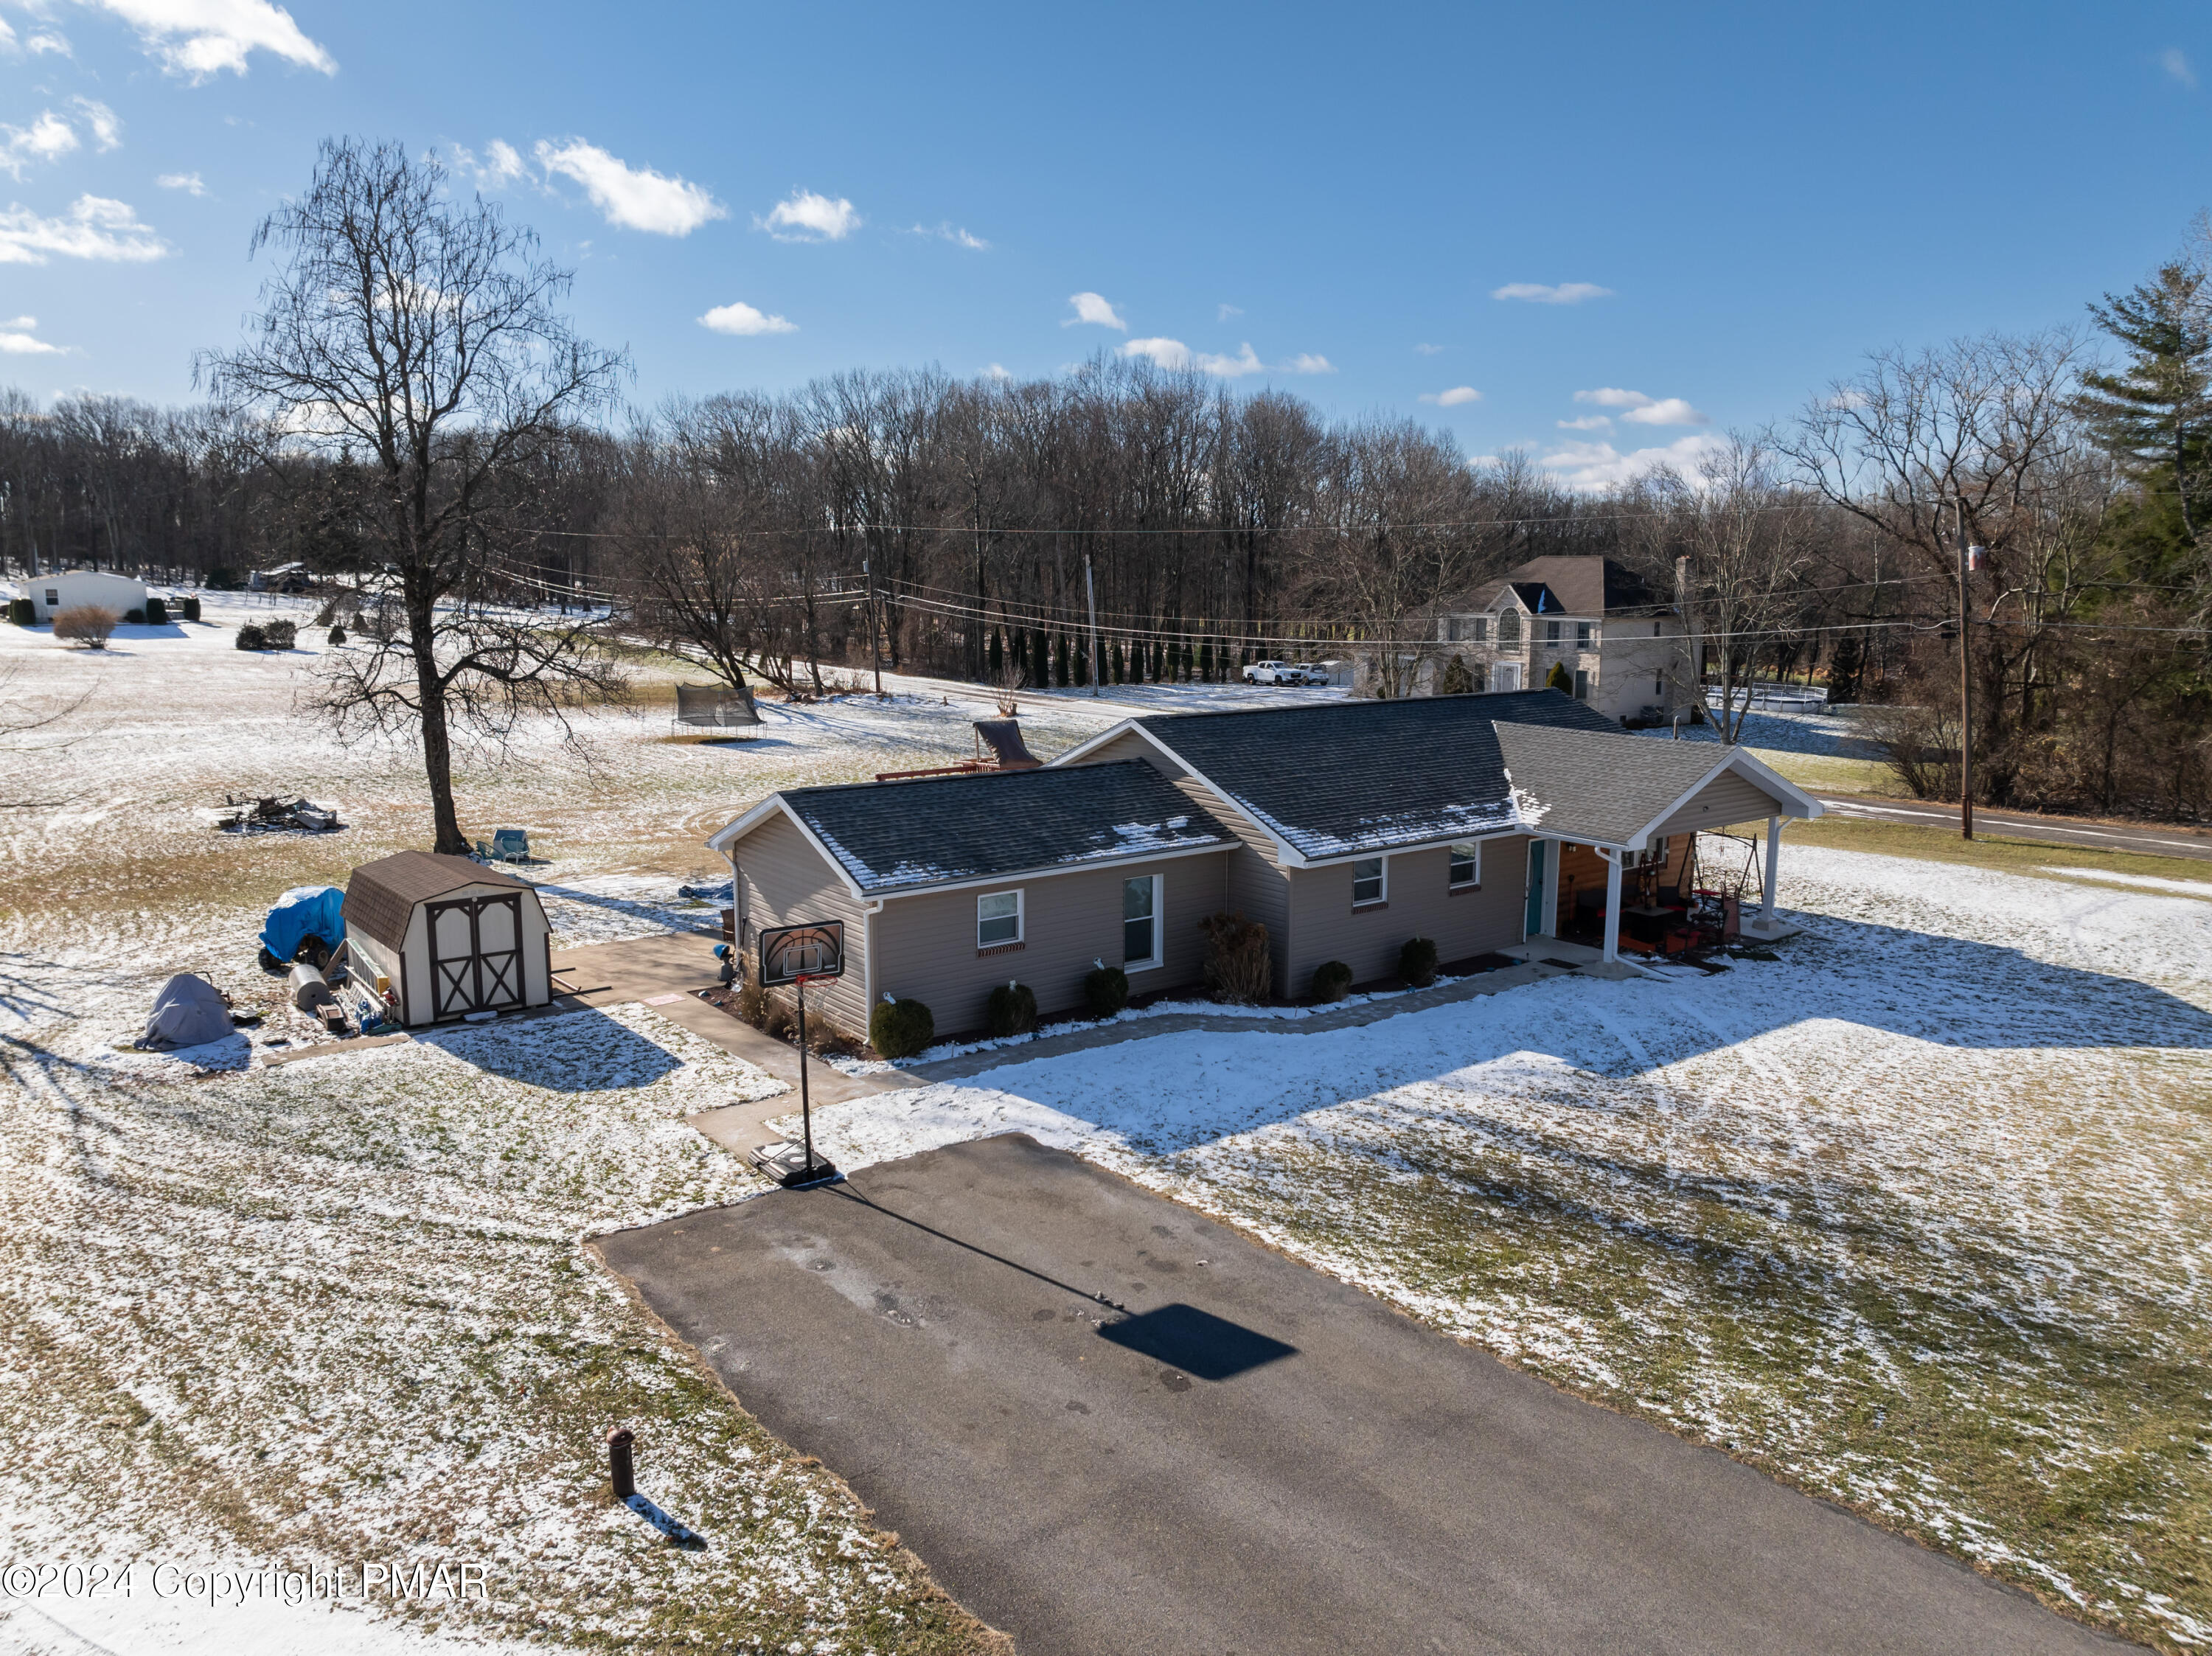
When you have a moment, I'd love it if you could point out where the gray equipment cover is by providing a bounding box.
[142,973,234,1050]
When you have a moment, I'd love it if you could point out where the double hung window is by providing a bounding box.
[1352,857,1386,907]
[977,889,1023,947]
[1448,842,1480,888]
[1123,876,1161,970]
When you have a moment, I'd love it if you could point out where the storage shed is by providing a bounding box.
[19,570,148,622]
[341,851,553,1026]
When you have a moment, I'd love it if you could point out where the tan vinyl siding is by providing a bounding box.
[1285,838,1530,990]
[1655,767,1791,837]
[873,850,1229,1036]
[732,811,871,1032]
[1065,728,1188,774]
[1167,774,1293,994]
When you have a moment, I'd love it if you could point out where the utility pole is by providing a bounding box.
[1955,495,1974,841]
[1084,550,1102,696]
[864,557,883,696]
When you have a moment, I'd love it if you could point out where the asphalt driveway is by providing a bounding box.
[599,1135,2127,1656]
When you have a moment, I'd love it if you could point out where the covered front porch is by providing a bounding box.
[1496,726,1824,968]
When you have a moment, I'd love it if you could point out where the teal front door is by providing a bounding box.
[1524,841,1548,939]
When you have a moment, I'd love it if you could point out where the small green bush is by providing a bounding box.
[181,596,201,622]
[328,625,347,645]
[234,624,268,651]
[1083,964,1129,1019]
[124,607,147,625]
[144,596,167,625]
[985,980,1037,1038]
[1399,936,1439,987]
[869,997,935,1059]
[262,619,297,650]
[1311,960,1354,1002]
[6,598,32,627]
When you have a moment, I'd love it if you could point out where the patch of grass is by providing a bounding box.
[1774,813,2212,892]
[1743,748,1898,795]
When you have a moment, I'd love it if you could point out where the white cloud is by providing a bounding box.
[2164,46,2197,89]
[0,195,167,264]
[1557,414,1612,431]
[757,187,860,243]
[1575,386,1651,408]
[156,170,205,195]
[1540,433,1727,492]
[0,315,65,354]
[1218,302,1242,321]
[1492,281,1613,305]
[1120,335,1190,369]
[27,29,73,55]
[1197,342,1266,377]
[72,98,122,150]
[451,140,526,190]
[1,113,80,179]
[1414,342,1444,355]
[80,0,335,78]
[1621,396,1708,426]
[537,140,725,236]
[698,299,796,336]
[1419,386,1481,406]
[0,18,12,50]
[986,363,1012,381]
[1064,291,1127,330]
[908,220,987,249]
[1281,352,1335,375]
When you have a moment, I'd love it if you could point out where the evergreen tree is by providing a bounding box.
[1151,638,1165,681]
[988,628,1004,681]
[1111,639,1126,683]
[1054,630,1071,686]
[2079,262,2212,553]
[1030,629,1048,686]
[1544,661,1574,695]
[1438,654,1475,695]
[1198,639,1214,682]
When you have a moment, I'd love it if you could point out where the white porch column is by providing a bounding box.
[1540,838,1562,938]
[1761,815,1782,928]
[1601,849,1623,964]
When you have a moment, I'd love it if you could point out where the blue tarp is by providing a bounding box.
[260,885,347,962]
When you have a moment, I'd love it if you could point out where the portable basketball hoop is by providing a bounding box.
[749,921,846,1188]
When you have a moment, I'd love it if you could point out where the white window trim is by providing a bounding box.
[1352,855,1388,908]
[976,888,1024,947]
[1123,873,1163,973]
[1447,841,1481,888]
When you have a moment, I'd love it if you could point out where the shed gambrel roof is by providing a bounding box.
[343,851,534,951]
[756,761,1236,897]
[1116,689,1619,860]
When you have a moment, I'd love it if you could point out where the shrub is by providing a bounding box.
[52,605,118,649]
[328,625,347,646]
[1199,911,1271,1004]
[1082,964,1129,1019]
[1399,936,1439,987]
[807,1018,867,1059]
[145,596,167,625]
[1436,654,1475,696]
[124,608,147,625]
[235,624,268,651]
[262,619,297,650]
[869,996,935,1059]
[985,980,1037,1038]
[206,567,243,591]
[1311,960,1354,1003]
[734,978,770,1028]
[760,997,796,1043]
[6,598,32,627]
[1543,661,1574,695]
[181,596,201,622]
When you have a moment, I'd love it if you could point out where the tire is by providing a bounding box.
[257,947,286,975]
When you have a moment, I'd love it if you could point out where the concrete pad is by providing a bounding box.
[599,1135,2128,1656]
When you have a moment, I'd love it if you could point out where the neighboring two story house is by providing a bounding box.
[1430,556,1696,725]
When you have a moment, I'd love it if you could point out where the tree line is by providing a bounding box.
[4,139,2208,835]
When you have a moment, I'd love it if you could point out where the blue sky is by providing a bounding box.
[4,0,2211,487]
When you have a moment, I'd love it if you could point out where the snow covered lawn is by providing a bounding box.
[804,846,2212,1652]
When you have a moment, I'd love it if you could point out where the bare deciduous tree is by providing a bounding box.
[202,139,629,853]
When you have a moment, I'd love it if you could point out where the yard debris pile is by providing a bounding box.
[215,793,342,834]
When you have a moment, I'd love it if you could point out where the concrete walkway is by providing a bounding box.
[547,930,903,1155]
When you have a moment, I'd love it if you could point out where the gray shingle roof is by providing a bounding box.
[1130,689,1618,860]
[1493,723,1740,846]
[782,761,1234,895]
[1465,556,1670,617]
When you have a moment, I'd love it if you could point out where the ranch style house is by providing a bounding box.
[706,689,1820,1040]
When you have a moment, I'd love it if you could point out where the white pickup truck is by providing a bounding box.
[1242,659,1319,686]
